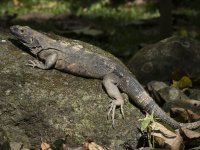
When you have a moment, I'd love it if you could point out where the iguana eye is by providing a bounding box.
[20,29,24,34]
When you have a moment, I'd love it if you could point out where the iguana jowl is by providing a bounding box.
[10,25,200,129]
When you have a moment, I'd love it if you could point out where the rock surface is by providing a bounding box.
[0,29,144,149]
[128,36,200,84]
[147,81,200,114]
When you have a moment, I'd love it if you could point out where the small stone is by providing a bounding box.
[1,40,6,43]
[5,89,11,96]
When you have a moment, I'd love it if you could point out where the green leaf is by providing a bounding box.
[139,113,154,132]
[172,76,192,89]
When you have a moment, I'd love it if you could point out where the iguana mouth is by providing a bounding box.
[10,26,20,37]
[10,26,29,44]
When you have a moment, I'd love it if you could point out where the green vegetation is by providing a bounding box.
[1,1,200,149]
[76,2,159,20]
[139,113,155,148]
[0,0,161,61]
[1,0,200,61]
[0,0,71,16]
[0,0,159,20]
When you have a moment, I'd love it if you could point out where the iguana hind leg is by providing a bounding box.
[103,73,124,126]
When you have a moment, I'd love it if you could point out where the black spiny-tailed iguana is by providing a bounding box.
[10,25,200,129]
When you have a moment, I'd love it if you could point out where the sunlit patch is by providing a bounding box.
[61,41,71,47]
[72,44,83,51]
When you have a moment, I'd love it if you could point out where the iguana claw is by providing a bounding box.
[107,99,124,127]
[26,60,40,68]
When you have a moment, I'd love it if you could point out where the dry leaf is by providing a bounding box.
[180,128,200,139]
[171,107,200,122]
[172,76,192,89]
[186,109,200,120]
[41,142,51,150]
[83,140,109,150]
[185,99,200,107]
[151,122,184,150]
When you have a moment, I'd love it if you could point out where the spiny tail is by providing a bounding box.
[146,100,200,129]
[120,75,200,129]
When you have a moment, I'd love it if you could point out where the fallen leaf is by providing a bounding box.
[186,109,200,120]
[171,107,200,122]
[172,76,192,89]
[83,140,109,150]
[151,122,184,150]
[185,99,200,107]
[41,142,51,150]
[180,128,200,139]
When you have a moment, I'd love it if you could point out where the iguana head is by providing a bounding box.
[10,25,56,54]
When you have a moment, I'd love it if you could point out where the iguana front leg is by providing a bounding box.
[27,53,58,69]
[103,73,124,126]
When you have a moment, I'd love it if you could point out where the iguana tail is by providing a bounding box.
[119,73,200,129]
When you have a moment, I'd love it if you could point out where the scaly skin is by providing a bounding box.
[10,25,200,129]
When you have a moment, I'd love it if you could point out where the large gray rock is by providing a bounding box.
[128,36,200,84]
[0,29,143,149]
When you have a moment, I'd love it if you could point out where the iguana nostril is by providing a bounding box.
[10,26,18,33]
[10,26,15,31]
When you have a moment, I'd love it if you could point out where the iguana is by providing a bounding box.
[10,25,200,129]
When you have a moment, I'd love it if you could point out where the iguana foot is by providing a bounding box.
[26,60,43,68]
[103,73,124,127]
[26,59,53,70]
[107,99,124,127]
